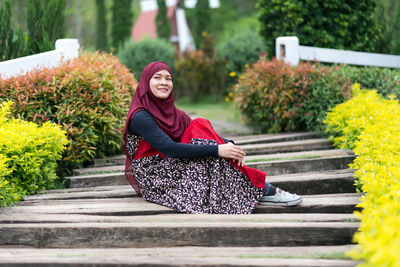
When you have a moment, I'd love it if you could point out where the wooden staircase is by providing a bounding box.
[0,132,361,266]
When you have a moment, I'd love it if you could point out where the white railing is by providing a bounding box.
[0,39,80,79]
[276,36,400,68]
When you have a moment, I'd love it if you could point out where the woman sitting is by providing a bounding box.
[122,61,302,214]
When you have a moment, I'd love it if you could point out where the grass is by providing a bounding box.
[175,96,242,124]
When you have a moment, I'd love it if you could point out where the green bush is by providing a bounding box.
[218,31,267,74]
[257,0,381,57]
[233,56,351,133]
[337,65,400,99]
[118,38,175,77]
[0,101,67,207]
[0,51,137,172]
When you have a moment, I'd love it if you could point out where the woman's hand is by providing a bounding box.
[218,143,246,166]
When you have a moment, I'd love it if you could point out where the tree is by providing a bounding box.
[155,0,171,41]
[193,0,210,47]
[0,0,27,61]
[257,0,382,57]
[111,0,133,52]
[96,0,108,51]
[27,0,66,54]
[375,0,400,55]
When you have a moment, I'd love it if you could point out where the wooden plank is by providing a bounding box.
[247,156,355,176]
[0,246,359,266]
[4,194,361,215]
[267,169,357,195]
[73,149,353,177]
[0,213,359,224]
[241,138,333,155]
[0,222,359,248]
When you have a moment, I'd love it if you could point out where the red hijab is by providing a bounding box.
[122,61,192,195]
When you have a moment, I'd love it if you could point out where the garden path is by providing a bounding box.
[0,120,362,266]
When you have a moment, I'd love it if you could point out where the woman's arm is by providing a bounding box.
[129,110,218,158]
[129,110,246,165]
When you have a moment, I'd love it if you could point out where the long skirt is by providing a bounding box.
[125,118,266,214]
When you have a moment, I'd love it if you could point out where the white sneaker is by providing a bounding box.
[259,188,302,206]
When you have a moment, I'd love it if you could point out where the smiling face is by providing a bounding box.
[149,70,173,100]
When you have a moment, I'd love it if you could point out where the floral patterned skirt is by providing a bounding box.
[125,119,265,214]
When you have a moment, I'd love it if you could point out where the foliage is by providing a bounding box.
[174,33,227,101]
[323,87,400,266]
[0,101,68,207]
[95,0,108,51]
[337,65,400,100]
[27,0,66,54]
[257,0,382,57]
[0,51,137,172]
[118,37,175,78]
[0,0,27,61]
[111,0,133,52]
[185,0,258,46]
[233,56,351,133]
[374,0,400,55]
[218,31,267,74]
[192,0,210,47]
[156,0,171,41]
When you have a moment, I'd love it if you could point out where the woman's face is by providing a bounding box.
[149,70,173,100]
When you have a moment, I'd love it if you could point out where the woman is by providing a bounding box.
[122,61,302,214]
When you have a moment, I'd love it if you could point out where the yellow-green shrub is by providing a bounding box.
[324,86,400,266]
[0,101,67,207]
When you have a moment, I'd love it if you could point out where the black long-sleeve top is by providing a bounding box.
[128,110,224,159]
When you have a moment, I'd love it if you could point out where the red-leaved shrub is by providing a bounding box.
[233,56,351,132]
[0,51,137,171]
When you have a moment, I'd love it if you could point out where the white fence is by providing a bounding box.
[0,39,80,79]
[276,36,400,68]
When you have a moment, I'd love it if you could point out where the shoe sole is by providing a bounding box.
[258,198,303,207]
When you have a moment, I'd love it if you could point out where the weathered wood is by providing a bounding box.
[0,213,359,224]
[0,222,359,248]
[229,132,320,145]
[241,138,333,155]
[267,169,357,195]
[66,155,355,188]
[0,246,359,266]
[65,172,128,188]
[245,149,353,161]
[74,149,353,177]
[23,187,136,201]
[90,138,333,167]
[6,194,361,215]
[247,156,355,176]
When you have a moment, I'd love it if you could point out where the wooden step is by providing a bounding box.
[90,133,321,167]
[0,246,359,266]
[75,149,353,176]
[65,155,355,188]
[247,156,355,176]
[0,212,359,224]
[267,169,357,195]
[231,132,320,145]
[0,220,359,248]
[6,193,361,216]
[241,138,334,155]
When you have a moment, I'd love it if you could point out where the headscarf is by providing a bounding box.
[122,61,192,195]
